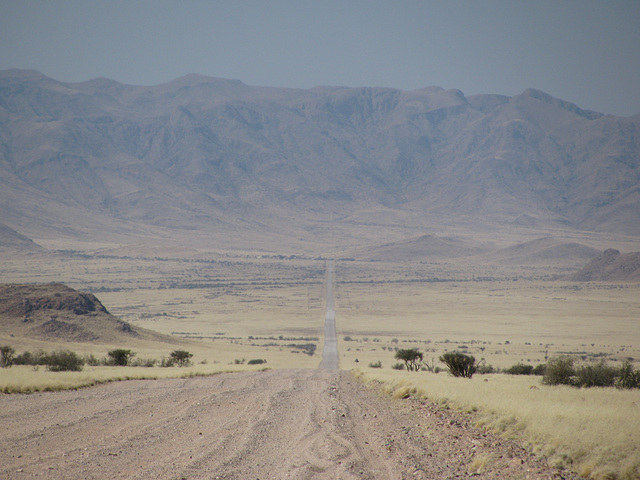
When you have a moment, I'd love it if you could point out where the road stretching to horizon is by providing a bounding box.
[0,258,573,479]
[319,259,339,370]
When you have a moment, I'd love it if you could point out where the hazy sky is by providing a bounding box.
[2,0,639,116]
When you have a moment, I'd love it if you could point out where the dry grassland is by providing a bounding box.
[1,251,328,378]
[335,277,640,370]
[0,363,269,394]
[357,369,640,480]
[2,249,640,479]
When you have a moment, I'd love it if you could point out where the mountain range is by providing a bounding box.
[1,69,639,253]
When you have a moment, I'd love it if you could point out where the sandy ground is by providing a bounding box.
[0,369,579,480]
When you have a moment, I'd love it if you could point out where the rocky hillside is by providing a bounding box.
[565,249,640,281]
[0,283,171,344]
[1,70,639,249]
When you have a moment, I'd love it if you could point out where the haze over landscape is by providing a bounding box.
[1,3,640,479]
[1,68,639,256]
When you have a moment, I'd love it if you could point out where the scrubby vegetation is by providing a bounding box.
[543,355,640,389]
[2,346,209,372]
[45,350,84,372]
[504,363,534,375]
[439,351,477,378]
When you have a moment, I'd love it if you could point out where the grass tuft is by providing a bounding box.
[467,453,493,474]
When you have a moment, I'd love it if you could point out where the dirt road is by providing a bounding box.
[1,369,577,480]
[319,260,338,370]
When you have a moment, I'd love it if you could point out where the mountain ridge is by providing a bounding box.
[1,70,639,251]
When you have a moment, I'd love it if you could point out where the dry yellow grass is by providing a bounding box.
[335,279,640,369]
[0,363,270,394]
[358,369,640,480]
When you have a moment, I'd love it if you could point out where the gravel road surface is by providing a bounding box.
[1,369,578,479]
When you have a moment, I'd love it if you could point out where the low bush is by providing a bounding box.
[14,350,49,366]
[130,357,158,368]
[46,350,84,372]
[248,358,267,365]
[391,362,404,370]
[505,363,534,375]
[532,364,546,376]
[440,351,477,378]
[368,360,382,368]
[616,361,640,389]
[475,362,496,374]
[83,353,103,366]
[574,360,617,388]
[542,355,576,386]
[542,356,640,389]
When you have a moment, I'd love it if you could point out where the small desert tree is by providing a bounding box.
[108,349,135,366]
[395,348,423,372]
[169,350,193,367]
[440,351,477,378]
[0,345,15,368]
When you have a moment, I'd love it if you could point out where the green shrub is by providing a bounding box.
[505,363,534,375]
[0,345,15,368]
[542,355,575,385]
[169,350,193,367]
[395,348,423,372]
[440,351,477,378]
[475,361,495,374]
[616,361,640,389]
[574,360,618,388]
[46,350,84,372]
[108,349,134,366]
[14,350,50,366]
[13,351,34,365]
[391,362,404,370]
[248,358,267,365]
[368,360,382,368]
[532,364,546,376]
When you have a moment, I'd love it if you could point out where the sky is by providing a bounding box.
[1,0,640,116]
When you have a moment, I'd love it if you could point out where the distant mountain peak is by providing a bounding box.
[519,88,603,120]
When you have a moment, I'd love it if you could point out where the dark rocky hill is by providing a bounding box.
[0,283,173,343]
[565,249,640,281]
[1,70,639,250]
